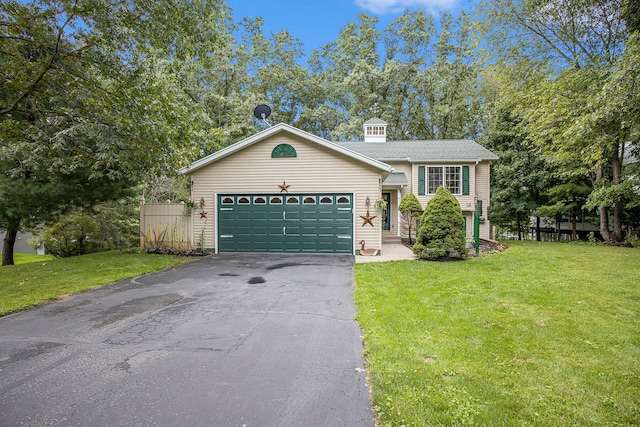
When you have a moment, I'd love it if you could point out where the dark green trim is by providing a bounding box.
[418,166,425,195]
[271,144,297,158]
[462,165,470,195]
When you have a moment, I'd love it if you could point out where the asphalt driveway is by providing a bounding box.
[0,254,374,426]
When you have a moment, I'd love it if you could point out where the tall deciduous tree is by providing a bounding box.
[1,0,224,265]
[307,13,382,140]
[482,103,553,239]
[306,10,484,142]
[484,0,634,243]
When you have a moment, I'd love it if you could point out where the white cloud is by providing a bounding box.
[354,0,458,14]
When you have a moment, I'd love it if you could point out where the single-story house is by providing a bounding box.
[180,118,498,255]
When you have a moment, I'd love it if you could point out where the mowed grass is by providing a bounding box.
[1,251,193,316]
[13,253,55,265]
[355,241,640,426]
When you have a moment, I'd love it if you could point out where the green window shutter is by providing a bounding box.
[418,166,425,195]
[462,165,470,195]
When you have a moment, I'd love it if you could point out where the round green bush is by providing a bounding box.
[413,186,467,260]
[37,215,102,258]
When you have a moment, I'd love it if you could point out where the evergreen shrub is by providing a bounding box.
[413,186,467,260]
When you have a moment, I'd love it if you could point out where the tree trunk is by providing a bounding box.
[571,208,577,241]
[612,143,623,242]
[596,163,612,243]
[2,218,20,266]
[535,216,541,241]
[600,207,611,243]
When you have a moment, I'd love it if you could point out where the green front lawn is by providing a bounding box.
[0,251,193,316]
[13,253,55,265]
[355,241,640,426]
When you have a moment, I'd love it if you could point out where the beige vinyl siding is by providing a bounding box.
[188,133,385,252]
[476,161,491,239]
[384,162,487,241]
[463,212,472,239]
[383,162,412,238]
[412,163,475,211]
[409,162,494,240]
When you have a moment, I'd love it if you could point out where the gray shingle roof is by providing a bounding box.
[333,140,499,162]
[383,172,408,185]
[363,117,388,126]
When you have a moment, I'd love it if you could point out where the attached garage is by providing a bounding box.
[217,193,353,253]
[157,118,497,255]
[181,123,394,255]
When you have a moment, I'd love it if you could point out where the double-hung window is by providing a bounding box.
[427,167,444,194]
[444,166,461,194]
[419,165,468,195]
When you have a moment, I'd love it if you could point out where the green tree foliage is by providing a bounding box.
[1,0,223,265]
[304,10,483,141]
[34,196,140,257]
[482,104,555,239]
[303,13,382,140]
[398,193,423,245]
[413,186,467,260]
[483,0,637,243]
[624,0,640,33]
[537,182,593,240]
[186,15,310,145]
[36,215,100,258]
[141,176,191,204]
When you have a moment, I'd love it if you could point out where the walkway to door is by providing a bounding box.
[355,235,416,263]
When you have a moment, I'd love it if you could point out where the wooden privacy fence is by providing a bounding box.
[139,203,193,252]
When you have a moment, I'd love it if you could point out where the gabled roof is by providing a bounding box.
[333,140,499,162]
[181,123,394,175]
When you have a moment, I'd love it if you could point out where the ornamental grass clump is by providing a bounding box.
[413,186,467,260]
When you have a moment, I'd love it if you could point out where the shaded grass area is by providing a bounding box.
[355,241,640,426]
[1,251,193,316]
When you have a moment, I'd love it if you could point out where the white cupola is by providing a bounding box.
[363,117,388,143]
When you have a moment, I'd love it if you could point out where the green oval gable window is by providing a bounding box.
[271,144,297,158]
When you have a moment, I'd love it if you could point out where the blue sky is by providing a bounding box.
[227,0,477,55]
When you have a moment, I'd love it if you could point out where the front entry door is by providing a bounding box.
[382,192,391,231]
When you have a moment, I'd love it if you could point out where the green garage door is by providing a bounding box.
[217,194,353,253]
